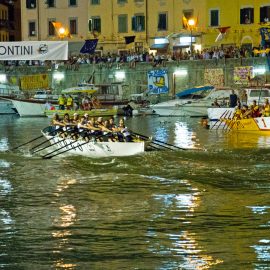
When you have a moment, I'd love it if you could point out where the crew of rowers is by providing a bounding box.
[232,98,270,120]
[51,113,133,142]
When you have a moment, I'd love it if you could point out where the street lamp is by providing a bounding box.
[187,18,195,58]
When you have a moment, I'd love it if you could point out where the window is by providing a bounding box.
[46,0,55,8]
[29,21,36,36]
[158,13,167,31]
[118,15,128,33]
[260,6,270,23]
[26,0,36,9]
[69,0,77,6]
[48,20,55,36]
[91,0,100,4]
[69,18,77,35]
[240,8,254,24]
[210,9,219,26]
[132,15,145,31]
[89,17,101,32]
[118,0,127,3]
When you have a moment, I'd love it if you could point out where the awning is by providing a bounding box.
[176,85,214,97]
[150,43,169,49]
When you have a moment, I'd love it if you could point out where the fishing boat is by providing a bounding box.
[220,116,270,135]
[150,86,233,117]
[41,129,146,158]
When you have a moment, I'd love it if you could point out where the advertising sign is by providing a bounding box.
[0,41,68,61]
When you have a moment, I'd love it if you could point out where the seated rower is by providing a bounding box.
[116,118,133,142]
[262,98,270,117]
[251,100,261,118]
[51,113,65,135]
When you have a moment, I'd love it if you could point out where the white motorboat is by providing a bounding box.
[150,86,233,117]
[41,130,146,158]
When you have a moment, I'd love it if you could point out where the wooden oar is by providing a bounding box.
[132,132,187,151]
[42,140,90,159]
[31,136,68,154]
[210,109,228,130]
[8,126,55,152]
[223,111,232,130]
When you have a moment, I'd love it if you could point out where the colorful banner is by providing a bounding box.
[234,66,253,84]
[147,69,169,94]
[20,74,49,90]
[0,41,68,61]
[204,68,224,87]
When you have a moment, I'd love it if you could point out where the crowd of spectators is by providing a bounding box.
[1,45,269,70]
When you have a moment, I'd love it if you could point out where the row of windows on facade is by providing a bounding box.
[210,7,270,26]
[28,6,270,37]
[26,0,137,9]
[28,15,161,36]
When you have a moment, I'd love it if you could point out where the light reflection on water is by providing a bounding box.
[0,115,270,269]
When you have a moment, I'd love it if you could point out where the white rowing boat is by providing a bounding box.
[41,130,146,158]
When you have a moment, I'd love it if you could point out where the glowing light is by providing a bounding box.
[53,72,65,81]
[174,70,188,76]
[188,19,195,27]
[115,71,125,80]
[0,74,7,83]
[59,27,66,35]
[253,67,266,75]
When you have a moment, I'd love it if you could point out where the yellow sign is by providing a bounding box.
[233,66,253,85]
[20,74,49,90]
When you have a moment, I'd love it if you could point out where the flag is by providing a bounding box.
[80,39,98,54]
[124,35,135,44]
[215,26,231,42]
[182,15,188,29]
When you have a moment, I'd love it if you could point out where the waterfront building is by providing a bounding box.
[18,0,270,54]
[0,0,21,41]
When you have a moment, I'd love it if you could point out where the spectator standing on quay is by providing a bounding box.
[229,90,238,107]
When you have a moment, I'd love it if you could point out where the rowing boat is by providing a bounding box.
[41,129,146,158]
[221,116,270,135]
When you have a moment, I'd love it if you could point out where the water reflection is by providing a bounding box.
[52,177,77,268]
[0,138,9,152]
[174,121,197,149]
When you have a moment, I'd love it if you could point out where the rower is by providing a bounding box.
[263,98,270,117]
[116,118,133,142]
[51,113,65,135]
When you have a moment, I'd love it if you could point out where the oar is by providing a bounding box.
[132,132,187,151]
[32,129,86,154]
[43,140,90,159]
[210,109,228,130]
[41,132,103,159]
[8,126,55,152]
[223,111,232,130]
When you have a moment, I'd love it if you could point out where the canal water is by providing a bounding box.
[0,115,270,270]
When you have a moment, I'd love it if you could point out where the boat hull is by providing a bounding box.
[207,107,235,129]
[11,99,46,117]
[222,117,270,135]
[45,108,119,118]
[43,134,145,158]
[0,100,17,114]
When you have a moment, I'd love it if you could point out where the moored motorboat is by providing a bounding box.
[41,128,146,158]
[150,86,234,117]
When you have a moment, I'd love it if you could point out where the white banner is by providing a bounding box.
[0,41,68,61]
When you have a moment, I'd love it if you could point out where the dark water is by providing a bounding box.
[0,115,270,270]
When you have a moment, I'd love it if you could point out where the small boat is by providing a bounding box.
[45,108,119,118]
[41,129,146,158]
[220,116,270,135]
[150,86,233,117]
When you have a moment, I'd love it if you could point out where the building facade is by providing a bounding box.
[0,0,21,41]
[20,0,270,54]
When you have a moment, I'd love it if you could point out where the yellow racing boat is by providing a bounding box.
[222,117,270,135]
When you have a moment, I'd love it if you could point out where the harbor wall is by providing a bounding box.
[0,57,269,99]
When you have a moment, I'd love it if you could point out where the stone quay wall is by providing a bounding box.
[1,57,269,99]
